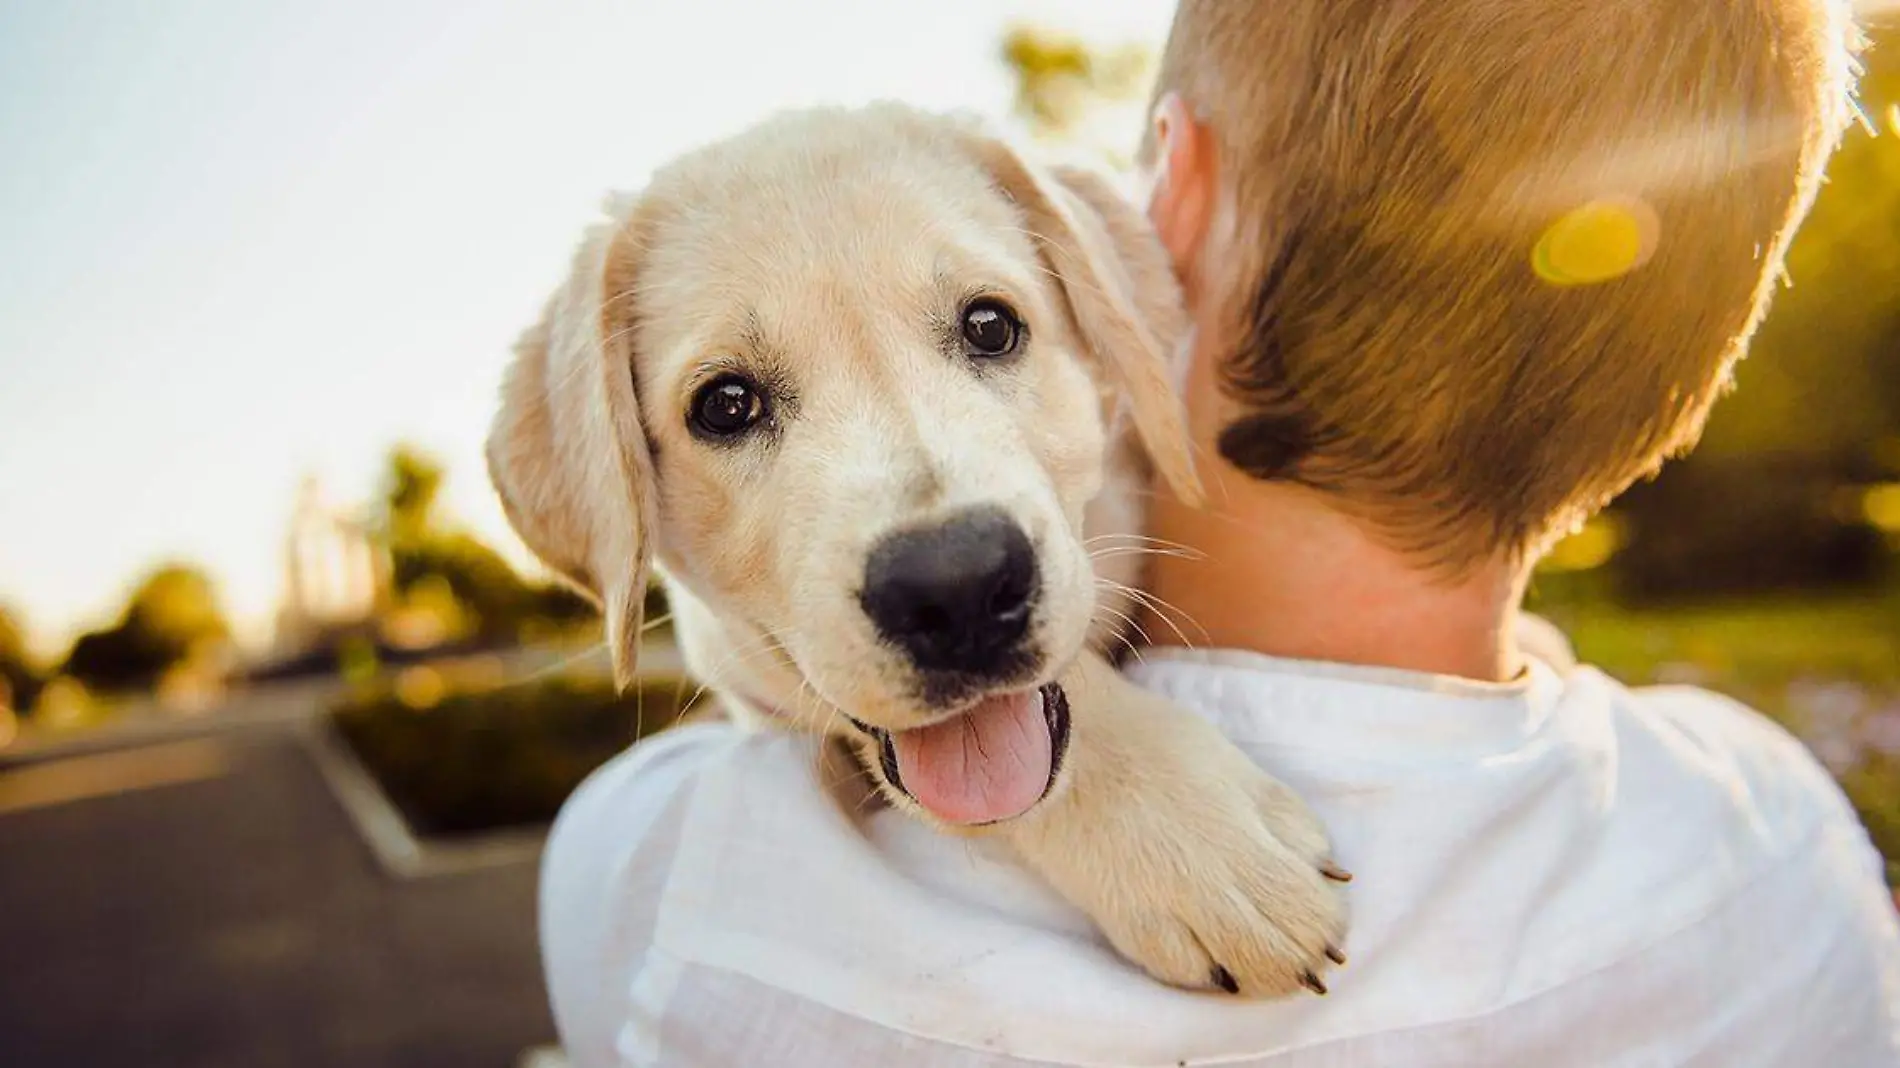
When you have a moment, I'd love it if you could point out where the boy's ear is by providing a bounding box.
[486,198,659,690]
[1144,92,1221,295]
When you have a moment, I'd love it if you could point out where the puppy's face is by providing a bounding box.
[489,105,1195,824]
[636,125,1112,729]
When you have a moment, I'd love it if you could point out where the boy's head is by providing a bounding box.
[1139,0,1860,570]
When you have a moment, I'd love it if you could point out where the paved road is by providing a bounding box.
[0,727,556,1068]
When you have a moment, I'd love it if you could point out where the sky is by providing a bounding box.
[0,0,1175,656]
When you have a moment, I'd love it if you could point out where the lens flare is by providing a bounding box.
[1532,197,1659,287]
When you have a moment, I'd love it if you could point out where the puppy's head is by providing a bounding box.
[488,104,1195,824]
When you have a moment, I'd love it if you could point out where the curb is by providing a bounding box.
[297,717,548,880]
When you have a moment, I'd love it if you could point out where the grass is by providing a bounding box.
[1546,595,1900,705]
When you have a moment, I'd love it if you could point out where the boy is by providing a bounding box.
[540,2,1900,1063]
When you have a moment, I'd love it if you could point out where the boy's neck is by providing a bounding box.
[1138,473,1528,683]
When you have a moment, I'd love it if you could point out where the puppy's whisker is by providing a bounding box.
[672,626,794,721]
[597,318,644,356]
[584,283,662,369]
[600,283,647,315]
[1086,619,1143,665]
[1102,578,1207,651]
[1085,532,1204,557]
[801,683,847,781]
[1091,602,1151,665]
[512,642,612,686]
[1083,532,1189,544]
[1088,546,1201,563]
[1094,600,1150,643]
[670,666,697,727]
[1125,472,1240,512]
[685,638,769,687]
[1018,255,1124,313]
[1121,585,1208,641]
[797,660,891,812]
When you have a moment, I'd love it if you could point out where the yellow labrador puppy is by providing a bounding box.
[487,103,1348,998]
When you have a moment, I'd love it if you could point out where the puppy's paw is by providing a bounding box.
[1006,663,1350,999]
[1092,752,1349,999]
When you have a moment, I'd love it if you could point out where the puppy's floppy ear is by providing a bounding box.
[963,135,1203,506]
[486,197,658,689]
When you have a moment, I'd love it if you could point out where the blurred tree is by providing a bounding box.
[385,443,447,543]
[0,602,42,713]
[61,564,232,692]
[1696,28,1900,462]
[1001,24,1155,167]
[374,444,593,646]
[1613,27,1900,600]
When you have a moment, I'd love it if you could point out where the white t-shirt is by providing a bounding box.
[539,643,1900,1067]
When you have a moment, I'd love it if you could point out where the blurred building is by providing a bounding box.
[270,476,389,660]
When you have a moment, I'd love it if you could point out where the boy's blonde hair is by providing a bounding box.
[1147,0,1860,567]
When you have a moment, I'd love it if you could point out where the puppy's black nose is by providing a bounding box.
[859,507,1038,676]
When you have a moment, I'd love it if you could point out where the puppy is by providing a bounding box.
[487,103,1348,998]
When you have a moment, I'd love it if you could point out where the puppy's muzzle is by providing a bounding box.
[858,505,1039,682]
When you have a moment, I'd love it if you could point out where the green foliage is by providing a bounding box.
[1545,596,1900,699]
[1598,28,1900,600]
[1003,25,1096,133]
[1697,28,1900,461]
[373,443,594,646]
[331,672,695,836]
[1608,456,1893,603]
[0,604,26,661]
[381,442,449,543]
[59,563,231,693]
[390,530,591,642]
[1000,23,1155,166]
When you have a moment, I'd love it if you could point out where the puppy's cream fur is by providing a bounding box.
[488,103,1346,997]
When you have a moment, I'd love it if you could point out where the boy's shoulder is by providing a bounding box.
[1522,611,1865,842]
[539,719,835,1062]
[1604,670,1867,838]
[1547,660,1894,947]
[543,718,814,872]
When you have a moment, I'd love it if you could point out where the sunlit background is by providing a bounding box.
[1,2,1896,1065]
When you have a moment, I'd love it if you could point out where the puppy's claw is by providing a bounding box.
[1300,970,1328,996]
[1319,859,1353,883]
[1325,943,1348,966]
[1210,965,1239,995]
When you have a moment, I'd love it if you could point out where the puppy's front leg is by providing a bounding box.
[1002,653,1351,998]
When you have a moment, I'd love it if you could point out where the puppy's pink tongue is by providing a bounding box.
[890,689,1051,825]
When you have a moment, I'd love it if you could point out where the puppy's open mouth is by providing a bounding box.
[846,682,1070,826]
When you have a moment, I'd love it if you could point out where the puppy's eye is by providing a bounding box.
[960,298,1023,359]
[689,375,766,438]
